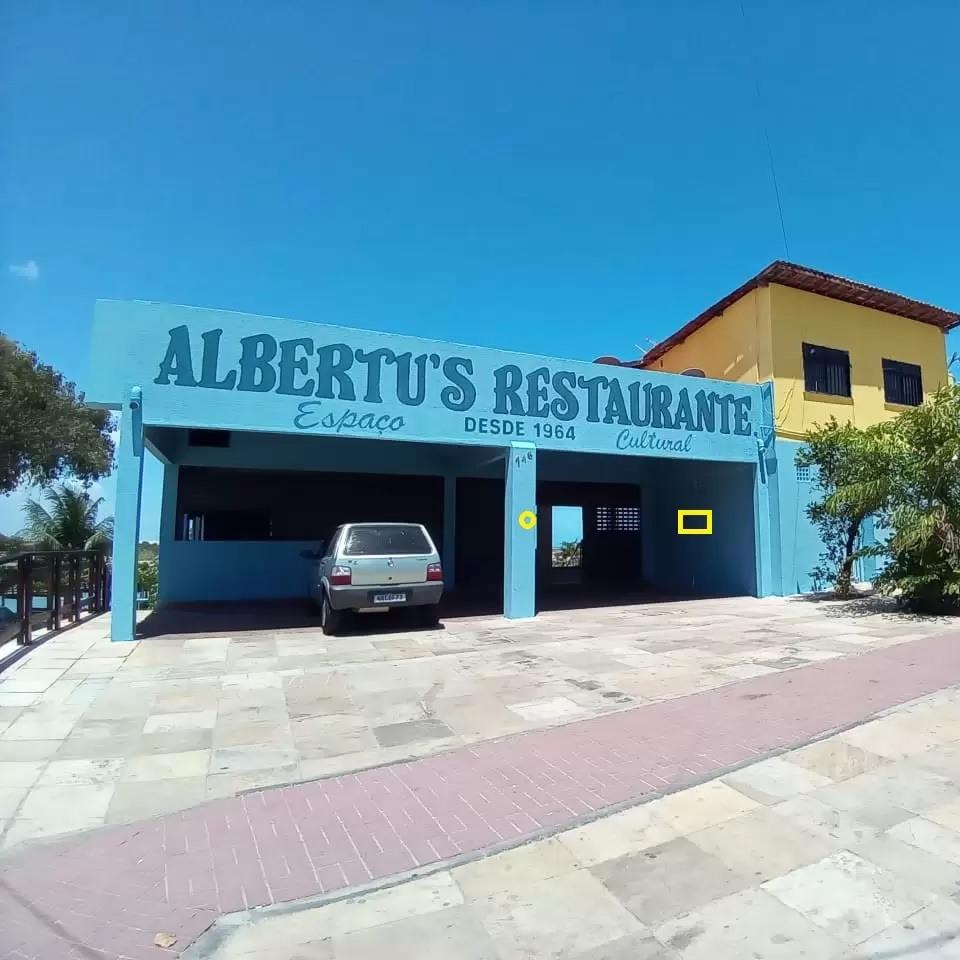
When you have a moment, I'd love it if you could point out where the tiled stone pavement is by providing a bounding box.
[0,596,949,850]
[197,685,960,960]
[5,621,960,958]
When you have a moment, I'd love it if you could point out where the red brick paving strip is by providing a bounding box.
[4,628,960,959]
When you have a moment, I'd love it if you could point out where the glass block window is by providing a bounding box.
[595,505,641,532]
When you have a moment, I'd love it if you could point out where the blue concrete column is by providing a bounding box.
[752,455,775,598]
[111,387,144,642]
[503,442,536,619]
[755,383,782,597]
[157,463,179,607]
[442,475,456,588]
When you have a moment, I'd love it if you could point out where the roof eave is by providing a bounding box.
[628,261,960,370]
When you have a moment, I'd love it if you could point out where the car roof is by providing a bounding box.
[343,522,427,528]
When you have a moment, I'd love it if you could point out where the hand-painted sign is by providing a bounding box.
[154,326,754,454]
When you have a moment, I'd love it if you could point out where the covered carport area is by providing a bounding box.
[144,424,761,619]
[145,426,520,612]
[147,427,448,607]
[88,299,779,641]
[537,452,760,603]
[141,430,548,621]
[455,450,760,613]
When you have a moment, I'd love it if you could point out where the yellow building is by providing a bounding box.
[606,261,958,440]
[594,262,960,594]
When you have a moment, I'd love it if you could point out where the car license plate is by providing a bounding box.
[373,592,406,604]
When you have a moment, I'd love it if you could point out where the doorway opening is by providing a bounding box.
[534,480,644,609]
[548,506,584,587]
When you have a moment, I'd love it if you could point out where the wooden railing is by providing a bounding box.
[0,550,111,648]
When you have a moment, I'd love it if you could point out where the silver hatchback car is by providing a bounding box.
[306,523,444,635]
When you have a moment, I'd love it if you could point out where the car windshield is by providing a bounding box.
[342,525,430,556]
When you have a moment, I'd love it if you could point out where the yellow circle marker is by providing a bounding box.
[518,510,537,530]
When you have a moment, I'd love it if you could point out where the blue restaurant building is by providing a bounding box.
[88,299,783,642]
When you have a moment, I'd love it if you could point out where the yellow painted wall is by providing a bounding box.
[647,282,950,440]
[646,287,773,383]
[768,284,950,439]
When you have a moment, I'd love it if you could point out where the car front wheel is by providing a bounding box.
[321,593,343,636]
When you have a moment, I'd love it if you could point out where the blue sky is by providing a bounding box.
[2,1,959,547]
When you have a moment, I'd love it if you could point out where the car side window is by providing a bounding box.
[323,527,343,560]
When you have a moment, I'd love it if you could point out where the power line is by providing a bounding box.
[739,0,791,260]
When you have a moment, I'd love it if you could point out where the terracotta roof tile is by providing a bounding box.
[600,261,960,369]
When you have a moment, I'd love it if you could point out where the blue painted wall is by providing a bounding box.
[776,439,822,594]
[644,459,759,597]
[163,539,318,603]
[775,438,879,594]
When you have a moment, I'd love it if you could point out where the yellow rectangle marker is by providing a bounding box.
[678,510,713,535]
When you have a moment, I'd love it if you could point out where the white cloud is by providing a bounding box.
[8,260,39,282]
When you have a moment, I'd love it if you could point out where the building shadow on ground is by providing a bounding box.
[136,586,717,640]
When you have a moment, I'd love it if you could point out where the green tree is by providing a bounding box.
[554,540,583,568]
[138,541,159,563]
[0,533,27,556]
[797,419,890,597]
[19,484,114,552]
[0,334,114,494]
[137,557,159,608]
[832,385,960,612]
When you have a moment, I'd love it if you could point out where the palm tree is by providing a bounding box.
[553,540,583,568]
[19,484,114,552]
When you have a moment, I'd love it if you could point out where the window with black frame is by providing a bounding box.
[180,510,271,541]
[802,343,851,398]
[882,358,923,406]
